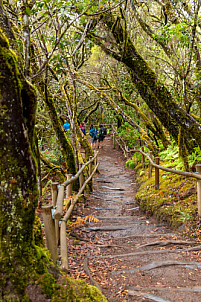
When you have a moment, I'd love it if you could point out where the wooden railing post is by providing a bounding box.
[60,220,68,271]
[42,205,58,264]
[155,157,160,190]
[134,146,137,164]
[141,146,145,168]
[79,163,84,189]
[54,185,64,246]
[66,174,72,198]
[196,164,201,217]
[88,156,93,192]
[51,182,59,207]
[148,151,153,178]
[94,150,98,166]
[89,156,93,176]
[113,132,116,149]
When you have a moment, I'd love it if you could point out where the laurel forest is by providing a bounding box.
[1,0,201,300]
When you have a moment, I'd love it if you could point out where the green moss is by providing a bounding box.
[178,127,189,171]
[51,276,107,302]
[136,166,198,232]
[38,272,56,299]
[33,215,44,247]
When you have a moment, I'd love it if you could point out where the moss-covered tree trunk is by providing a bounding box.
[0,18,39,298]
[42,84,77,176]
[88,11,201,151]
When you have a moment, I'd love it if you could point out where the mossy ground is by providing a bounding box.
[134,161,201,239]
[1,214,107,302]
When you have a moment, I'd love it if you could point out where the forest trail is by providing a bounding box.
[68,136,201,302]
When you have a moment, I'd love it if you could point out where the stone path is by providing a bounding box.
[69,136,201,302]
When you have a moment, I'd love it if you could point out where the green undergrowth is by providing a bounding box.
[130,161,201,239]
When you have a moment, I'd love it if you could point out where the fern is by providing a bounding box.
[69,215,101,230]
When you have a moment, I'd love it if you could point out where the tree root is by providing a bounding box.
[69,230,90,242]
[128,286,201,293]
[102,234,176,240]
[127,290,173,302]
[136,240,198,249]
[83,226,134,231]
[95,244,201,260]
[98,248,179,260]
[112,260,201,275]
[83,258,102,292]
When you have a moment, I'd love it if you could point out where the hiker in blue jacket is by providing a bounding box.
[89,124,98,149]
[63,120,70,131]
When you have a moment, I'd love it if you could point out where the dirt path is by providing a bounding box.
[68,136,201,302]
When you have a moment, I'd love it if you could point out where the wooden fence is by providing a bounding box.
[110,127,201,218]
[41,124,201,269]
[42,151,99,269]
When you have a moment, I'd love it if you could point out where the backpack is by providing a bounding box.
[103,127,107,136]
[100,127,107,137]
[89,128,98,139]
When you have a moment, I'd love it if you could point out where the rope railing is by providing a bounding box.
[41,150,99,267]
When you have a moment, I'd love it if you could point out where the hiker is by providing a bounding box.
[63,120,70,131]
[89,124,98,149]
[97,124,107,149]
[80,122,86,135]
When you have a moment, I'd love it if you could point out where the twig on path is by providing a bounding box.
[83,258,102,292]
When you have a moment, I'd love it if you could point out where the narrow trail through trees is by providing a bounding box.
[68,136,201,302]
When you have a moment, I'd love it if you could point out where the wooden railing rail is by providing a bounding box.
[54,152,98,220]
[132,147,201,217]
[42,151,99,267]
[60,162,99,270]
[133,148,201,180]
